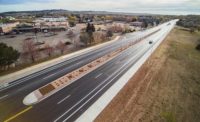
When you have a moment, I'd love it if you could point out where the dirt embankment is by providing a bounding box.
[95,27,200,122]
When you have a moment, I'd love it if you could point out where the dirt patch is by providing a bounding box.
[95,27,200,122]
[39,84,55,95]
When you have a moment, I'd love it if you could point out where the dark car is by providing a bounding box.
[149,41,153,44]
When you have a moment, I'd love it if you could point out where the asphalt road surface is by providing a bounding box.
[0,20,176,122]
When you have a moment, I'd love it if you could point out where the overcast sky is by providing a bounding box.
[0,0,200,15]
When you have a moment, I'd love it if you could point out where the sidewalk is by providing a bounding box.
[0,36,120,86]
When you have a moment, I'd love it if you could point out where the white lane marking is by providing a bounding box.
[43,73,56,79]
[3,43,125,91]
[63,39,162,121]
[0,27,159,92]
[0,56,87,92]
[57,95,71,105]
[95,73,103,79]
[115,61,121,65]
[76,61,84,65]
[54,47,145,122]
[62,49,146,122]
[0,95,8,100]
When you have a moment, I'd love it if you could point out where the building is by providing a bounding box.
[0,22,20,33]
[13,23,35,32]
[36,17,67,22]
[130,21,143,27]
[34,17,69,32]
[6,16,16,21]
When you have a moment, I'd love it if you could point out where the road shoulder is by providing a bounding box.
[95,27,200,122]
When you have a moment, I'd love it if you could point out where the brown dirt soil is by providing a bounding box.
[95,27,200,122]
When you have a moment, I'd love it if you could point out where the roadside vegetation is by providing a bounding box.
[176,15,200,33]
[0,11,169,76]
[95,27,200,122]
[0,43,20,70]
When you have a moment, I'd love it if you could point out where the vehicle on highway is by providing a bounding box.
[167,23,171,25]
[149,40,153,44]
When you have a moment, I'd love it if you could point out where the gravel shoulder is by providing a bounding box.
[95,27,200,122]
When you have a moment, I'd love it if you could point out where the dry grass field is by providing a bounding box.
[95,27,200,122]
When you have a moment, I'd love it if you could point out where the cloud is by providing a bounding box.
[0,0,55,5]
[0,0,199,14]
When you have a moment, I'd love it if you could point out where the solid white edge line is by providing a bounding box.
[0,36,121,90]
[57,95,71,105]
[95,73,103,79]
[0,94,8,100]
[54,40,148,122]
[42,73,56,79]
[75,21,176,122]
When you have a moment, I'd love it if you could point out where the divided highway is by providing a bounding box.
[0,20,176,122]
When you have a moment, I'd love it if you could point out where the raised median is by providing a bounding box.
[23,29,161,106]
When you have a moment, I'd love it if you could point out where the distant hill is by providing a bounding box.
[0,9,150,16]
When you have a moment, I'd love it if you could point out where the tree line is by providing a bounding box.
[176,15,200,32]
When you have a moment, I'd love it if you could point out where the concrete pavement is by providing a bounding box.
[0,20,177,122]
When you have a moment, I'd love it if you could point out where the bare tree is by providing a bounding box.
[22,39,38,62]
[67,30,77,47]
[108,24,123,33]
[56,41,66,54]
[93,32,102,43]
[93,32,107,43]
[101,32,107,41]
[73,36,81,49]
[79,33,90,47]
[44,44,54,57]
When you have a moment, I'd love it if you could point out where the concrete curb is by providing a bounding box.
[0,36,120,85]
[75,21,176,122]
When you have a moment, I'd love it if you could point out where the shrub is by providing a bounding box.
[196,44,200,51]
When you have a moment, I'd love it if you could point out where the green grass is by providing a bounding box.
[159,27,200,122]
[161,112,176,122]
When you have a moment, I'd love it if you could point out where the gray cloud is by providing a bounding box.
[0,0,55,5]
[0,0,199,14]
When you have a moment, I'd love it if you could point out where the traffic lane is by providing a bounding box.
[0,36,144,121]
[53,42,150,122]
[53,26,173,121]
[1,22,172,121]
[5,48,134,121]
[0,28,144,93]
[0,22,173,121]
[0,22,168,119]
[0,34,134,96]
[0,34,127,92]
[0,90,27,121]
[69,23,176,119]
[0,27,150,97]
[0,40,131,120]
[12,41,147,122]
[1,26,155,94]
[1,38,122,92]
[24,23,175,122]
[0,44,122,120]
[6,26,153,87]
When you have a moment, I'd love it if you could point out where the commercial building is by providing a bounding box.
[130,21,143,27]
[34,17,69,32]
[0,22,20,33]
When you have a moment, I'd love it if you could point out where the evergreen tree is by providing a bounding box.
[0,43,20,70]
[86,23,95,44]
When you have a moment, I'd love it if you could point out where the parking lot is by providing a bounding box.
[0,31,73,52]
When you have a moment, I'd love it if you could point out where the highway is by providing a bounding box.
[0,20,176,122]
